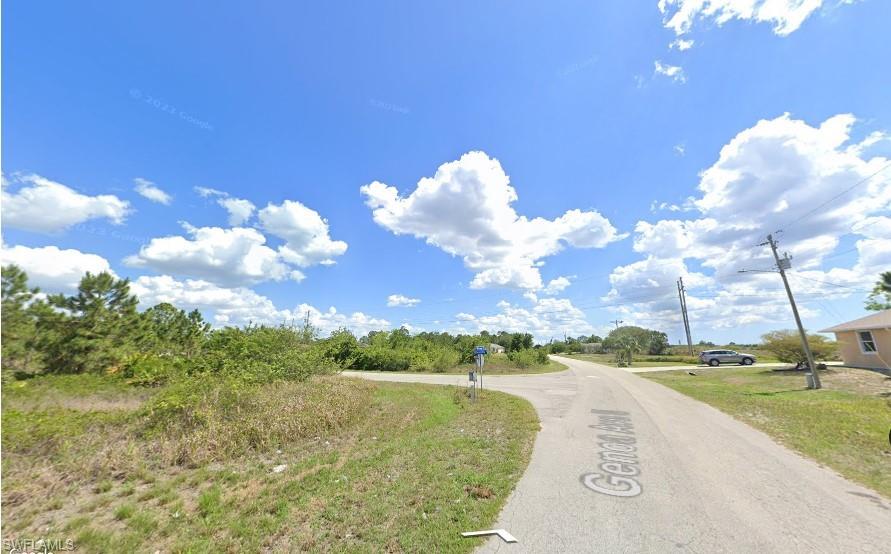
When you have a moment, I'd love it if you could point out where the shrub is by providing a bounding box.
[760,330,837,365]
[413,346,459,372]
[190,325,336,382]
[506,349,547,369]
[119,354,182,386]
[320,328,360,367]
[350,346,412,371]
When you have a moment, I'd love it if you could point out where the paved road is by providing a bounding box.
[616,361,843,373]
[345,355,891,553]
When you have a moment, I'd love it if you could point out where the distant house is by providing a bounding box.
[820,310,890,370]
[580,342,603,354]
[489,343,506,354]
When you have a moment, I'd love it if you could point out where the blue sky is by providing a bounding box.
[3,0,890,343]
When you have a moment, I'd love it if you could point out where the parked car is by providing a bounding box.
[698,349,756,366]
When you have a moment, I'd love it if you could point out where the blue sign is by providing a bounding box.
[474,346,488,355]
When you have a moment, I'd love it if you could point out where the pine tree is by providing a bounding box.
[40,272,146,373]
[1,265,42,372]
[144,302,210,358]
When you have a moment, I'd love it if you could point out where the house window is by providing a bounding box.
[857,331,877,353]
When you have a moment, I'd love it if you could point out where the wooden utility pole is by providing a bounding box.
[677,277,694,356]
[764,234,822,389]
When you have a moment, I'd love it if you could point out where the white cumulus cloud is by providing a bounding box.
[542,276,572,295]
[452,296,595,343]
[387,294,421,307]
[361,151,624,290]
[2,174,131,233]
[258,200,348,267]
[605,112,890,332]
[654,60,686,83]
[125,223,303,286]
[1,244,115,292]
[219,197,256,226]
[658,0,830,37]
[193,186,256,225]
[130,274,389,334]
[669,37,695,50]
[134,178,172,205]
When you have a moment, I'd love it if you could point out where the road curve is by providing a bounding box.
[344,355,891,553]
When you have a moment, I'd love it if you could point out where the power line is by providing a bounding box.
[788,273,867,290]
[775,161,891,233]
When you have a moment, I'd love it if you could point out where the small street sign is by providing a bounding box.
[474,346,488,355]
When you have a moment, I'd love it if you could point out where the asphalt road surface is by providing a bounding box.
[345,355,891,553]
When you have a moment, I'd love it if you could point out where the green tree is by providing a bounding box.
[865,271,891,311]
[1,265,42,372]
[760,330,837,366]
[144,302,210,358]
[39,272,146,373]
[603,326,648,352]
[614,336,639,367]
[322,328,360,366]
[645,330,670,355]
[508,333,533,352]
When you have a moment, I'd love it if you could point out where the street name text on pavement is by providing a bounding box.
[581,409,642,497]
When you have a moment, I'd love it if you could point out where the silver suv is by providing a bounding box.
[699,349,756,366]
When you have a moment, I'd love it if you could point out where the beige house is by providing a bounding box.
[820,310,890,370]
[488,343,506,354]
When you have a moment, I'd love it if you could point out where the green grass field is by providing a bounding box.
[2,374,539,552]
[641,366,891,498]
[566,347,783,368]
[565,353,694,367]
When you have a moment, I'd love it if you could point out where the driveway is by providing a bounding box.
[344,355,891,553]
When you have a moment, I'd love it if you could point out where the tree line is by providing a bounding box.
[1,265,551,382]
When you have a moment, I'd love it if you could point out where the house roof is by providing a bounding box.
[820,309,891,333]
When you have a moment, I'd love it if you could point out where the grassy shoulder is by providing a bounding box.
[640,366,891,498]
[453,357,568,375]
[2,374,539,552]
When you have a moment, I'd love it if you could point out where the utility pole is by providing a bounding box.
[676,277,694,356]
[763,234,822,389]
[610,319,623,329]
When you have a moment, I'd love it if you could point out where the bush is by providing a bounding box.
[190,325,337,383]
[506,348,548,369]
[761,330,837,365]
[320,328,360,367]
[409,346,459,372]
[119,354,182,386]
[351,346,412,371]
